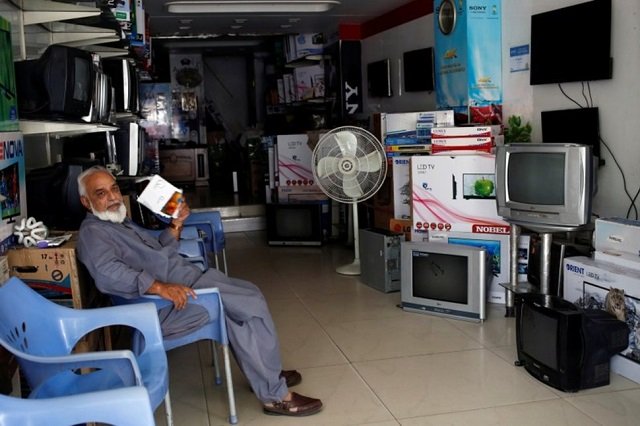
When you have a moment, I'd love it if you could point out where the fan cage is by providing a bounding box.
[312,126,387,203]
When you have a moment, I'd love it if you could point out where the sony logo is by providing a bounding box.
[469,6,487,11]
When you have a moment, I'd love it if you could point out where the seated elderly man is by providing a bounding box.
[76,165,322,417]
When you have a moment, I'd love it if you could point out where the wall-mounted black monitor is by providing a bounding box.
[530,0,612,85]
[541,107,600,158]
[403,47,434,92]
[367,59,392,98]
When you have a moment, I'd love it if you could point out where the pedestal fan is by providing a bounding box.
[312,126,387,275]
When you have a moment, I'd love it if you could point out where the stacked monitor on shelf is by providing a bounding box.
[14,45,139,123]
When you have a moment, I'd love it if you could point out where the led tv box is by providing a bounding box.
[563,256,640,384]
[429,231,530,305]
[410,153,510,240]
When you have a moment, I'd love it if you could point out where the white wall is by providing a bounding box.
[362,0,640,219]
[361,17,437,115]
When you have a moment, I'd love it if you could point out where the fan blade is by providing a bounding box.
[343,174,364,198]
[316,156,341,178]
[335,131,358,157]
[356,150,383,173]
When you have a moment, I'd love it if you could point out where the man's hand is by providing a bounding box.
[168,199,191,239]
[147,280,197,310]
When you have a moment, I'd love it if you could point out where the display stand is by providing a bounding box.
[502,222,588,317]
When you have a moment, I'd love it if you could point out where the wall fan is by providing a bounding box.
[312,126,387,275]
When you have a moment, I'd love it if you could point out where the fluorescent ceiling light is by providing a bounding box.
[166,1,340,14]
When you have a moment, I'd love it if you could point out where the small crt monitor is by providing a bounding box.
[401,241,487,322]
[495,143,594,232]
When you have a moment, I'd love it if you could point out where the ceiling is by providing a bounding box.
[143,0,416,39]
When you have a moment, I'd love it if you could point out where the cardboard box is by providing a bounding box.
[391,157,411,219]
[430,126,495,138]
[7,236,95,309]
[293,64,325,100]
[563,256,640,383]
[410,153,510,240]
[285,33,324,62]
[594,250,640,271]
[594,217,640,258]
[373,110,455,141]
[389,218,411,241]
[431,136,493,154]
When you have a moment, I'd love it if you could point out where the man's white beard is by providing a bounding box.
[91,202,127,224]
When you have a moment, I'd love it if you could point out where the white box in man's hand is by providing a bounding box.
[136,175,183,218]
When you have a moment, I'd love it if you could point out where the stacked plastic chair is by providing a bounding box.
[0,386,155,426]
[0,277,173,425]
[111,287,238,424]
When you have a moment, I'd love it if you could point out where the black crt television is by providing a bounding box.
[367,59,392,98]
[515,293,629,392]
[541,107,600,158]
[530,0,612,85]
[266,202,324,246]
[0,161,21,223]
[26,159,100,230]
[15,45,94,120]
[403,47,434,92]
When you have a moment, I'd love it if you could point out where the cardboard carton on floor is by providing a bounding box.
[7,235,95,309]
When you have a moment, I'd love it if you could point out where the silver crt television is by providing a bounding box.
[495,143,594,232]
[401,241,487,322]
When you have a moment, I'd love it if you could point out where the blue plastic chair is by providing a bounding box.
[0,277,173,426]
[111,287,238,424]
[157,210,227,274]
[148,226,209,271]
[0,386,156,426]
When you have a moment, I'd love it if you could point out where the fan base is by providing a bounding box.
[336,260,361,276]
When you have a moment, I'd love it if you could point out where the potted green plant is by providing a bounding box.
[504,115,532,143]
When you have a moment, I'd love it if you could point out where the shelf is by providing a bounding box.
[285,54,330,68]
[15,0,102,26]
[19,120,117,136]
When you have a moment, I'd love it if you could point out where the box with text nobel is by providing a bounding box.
[410,153,509,240]
[429,231,510,304]
[7,235,94,309]
[594,217,640,258]
[0,132,27,244]
[563,256,640,383]
[391,157,411,219]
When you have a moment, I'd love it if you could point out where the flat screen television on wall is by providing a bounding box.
[403,47,434,92]
[367,59,392,98]
[541,107,600,158]
[530,0,612,85]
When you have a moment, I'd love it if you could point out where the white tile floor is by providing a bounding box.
[157,231,640,426]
